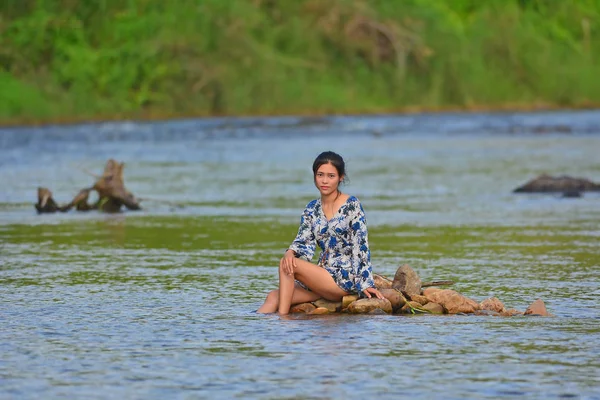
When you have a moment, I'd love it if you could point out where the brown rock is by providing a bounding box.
[342,294,360,309]
[502,308,524,317]
[368,308,389,315]
[474,310,502,317]
[313,298,342,313]
[407,294,429,305]
[373,273,393,289]
[309,307,330,315]
[524,299,550,316]
[392,264,422,297]
[347,298,393,314]
[480,297,507,313]
[290,303,316,313]
[421,302,444,314]
[399,301,424,314]
[422,287,442,297]
[379,288,406,311]
[424,289,480,314]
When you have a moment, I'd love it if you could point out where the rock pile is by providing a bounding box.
[290,264,552,317]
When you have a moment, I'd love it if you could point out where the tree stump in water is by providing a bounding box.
[93,159,141,212]
[35,159,141,214]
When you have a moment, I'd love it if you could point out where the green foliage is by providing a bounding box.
[1,0,599,122]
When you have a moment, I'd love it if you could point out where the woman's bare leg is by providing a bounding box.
[279,258,348,315]
[257,285,321,314]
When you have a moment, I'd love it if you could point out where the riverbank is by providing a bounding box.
[3,101,600,128]
[2,1,599,125]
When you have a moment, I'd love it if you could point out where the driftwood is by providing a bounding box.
[35,159,141,214]
[421,280,455,287]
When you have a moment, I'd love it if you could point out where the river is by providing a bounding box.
[1,110,599,399]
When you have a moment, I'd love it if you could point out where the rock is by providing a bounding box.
[342,294,360,309]
[399,301,423,314]
[407,294,429,305]
[424,289,480,314]
[422,287,442,297]
[474,310,502,317]
[290,303,316,313]
[480,297,507,313]
[421,302,444,314]
[373,273,393,289]
[369,308,389,315]
[313,299,342,313]
[347,298,393,314]
[502,308,524,317]
[562,191,582,198]
[524,299,550,316]
[392,264,422,297]
[309,307,330,315]
[379,288,406,311]
[513,174,600,193]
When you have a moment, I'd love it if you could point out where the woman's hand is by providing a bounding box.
[280,250,297,275]
[362,287,384,300]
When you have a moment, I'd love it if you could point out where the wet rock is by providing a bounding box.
[290,303,316,313]
[474,309,502,317]
[502,308,524,317]
[313,299,342,313]
[562,191,582,198]
[424,289,480,314]
[422,287,442,297]
[392,264,422,297]
[309,307,330,315]
[407,294,429,305]
[379,288,406,311]
[342,294,360,309]
[373,273,393,289]
[347,298,393,314]
[480,297,507,313]
[421,302,444,314]
[524,299,550,316]
[369,308,389,315]
[399,301,424,314]
[513,174,600,193]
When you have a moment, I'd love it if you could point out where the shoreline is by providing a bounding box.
[2,101,599,129]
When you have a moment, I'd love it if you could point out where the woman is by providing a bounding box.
[257,151,384,314]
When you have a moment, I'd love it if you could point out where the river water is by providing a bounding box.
[1,110,599,399]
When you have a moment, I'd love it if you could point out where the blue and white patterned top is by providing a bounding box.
[288,195,375,294]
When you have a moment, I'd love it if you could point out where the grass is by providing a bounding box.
[1,0,599,125]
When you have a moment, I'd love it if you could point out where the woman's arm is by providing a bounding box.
[288,201,317,261]
[349,200,376,293]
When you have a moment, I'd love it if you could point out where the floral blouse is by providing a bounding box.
[288,196,375,294]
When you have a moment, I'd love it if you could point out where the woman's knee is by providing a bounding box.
[266,289,279,303]
[278,262,296,277]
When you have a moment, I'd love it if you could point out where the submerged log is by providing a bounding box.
[34,159,141,214]
[421,280,455,287]
[513,174,600,194]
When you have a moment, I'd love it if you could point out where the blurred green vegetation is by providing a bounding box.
[1,0,599,123]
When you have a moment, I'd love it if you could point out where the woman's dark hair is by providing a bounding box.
[312,151,347,183]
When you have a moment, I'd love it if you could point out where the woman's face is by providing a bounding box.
[314,162,343,196]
